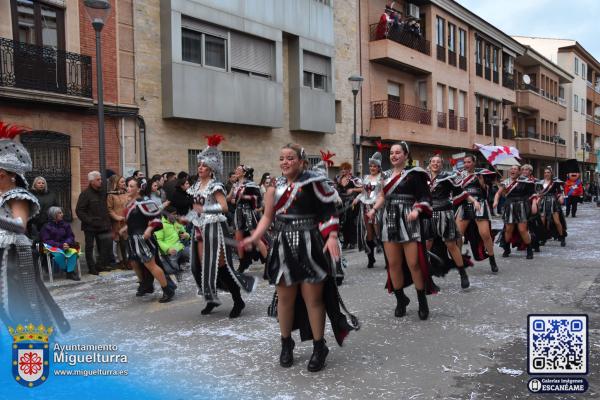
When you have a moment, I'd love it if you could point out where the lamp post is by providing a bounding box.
[84,0,111,184]
[553,134,560,174]
[348,74,363,176]
[490,115,499,146]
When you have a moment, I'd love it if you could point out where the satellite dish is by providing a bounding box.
[522,74,531,85]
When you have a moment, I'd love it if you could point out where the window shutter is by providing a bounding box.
[230,31,274,76]
[303,51,329,76]
[182,17,227,38]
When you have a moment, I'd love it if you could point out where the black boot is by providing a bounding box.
[307,339,329,372]
[66,272,81,281]
[526,244,534,260]
[394,288,410,317]
[280,336,295,368]
[489,255,499,273]
[458,267,470,289]
[159,285,175,303]
[201,302,219,315]
[237,257,251,273]
[416,289,429,320]
[560,236,566,247]
[229,285,245,319]
[502,243,511,258]
[366,241,376,268]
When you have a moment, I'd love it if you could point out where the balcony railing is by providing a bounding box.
[436,45,446,62]
[459,117,468,132]
[459,55,467,70]
[518,83,540,93]
[371,100,431,125]
[369,24,430,55]
[502,72,515,89]
[484,123,492,136]
[448,49,457,66]
[0,37,92,98]
[437,112,447,128]
[476,63,482,77]
[484,67,491,80]
[516,131,539,139]
[476,121,483,135]
[558,97,566,106]
[502,127,513,139]
[448,113,457,130]
[493,70,499,84]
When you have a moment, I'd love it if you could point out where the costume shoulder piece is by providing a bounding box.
[0,188,40,219]
[207,180,226,195]
[273,170,331,214]
[136,198,162,217]
[432,171,457,183]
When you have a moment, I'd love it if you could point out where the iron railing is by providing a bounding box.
[448,49,457,66]
[476,121,483,135]
[502,72,514,89]
[448,113,457,130]
[476,63,482,77]
[437,112,447,128]
[459,117,468,132]
[369,23,430,55]
[459,55,467,70]
[371,100,431,125]
[0,37,92,98]
[436,45,446,62]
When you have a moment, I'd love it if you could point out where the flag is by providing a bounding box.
[474,143,521,166]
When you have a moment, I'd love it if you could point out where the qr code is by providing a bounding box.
[528,315,587,375]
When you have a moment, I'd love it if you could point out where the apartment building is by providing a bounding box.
[514,37,600,181]
[0,0,139,218]
[358,0,574,176]
[135,0,359,178]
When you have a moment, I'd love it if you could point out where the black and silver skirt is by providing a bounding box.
[539,195,561,217]
[266,215,334,286]
[381,195,421,243]
[234,203,258,232]
[456,197,491,221]
[127,234,158,264]
[503,197,530,224]
[431,206,461,241]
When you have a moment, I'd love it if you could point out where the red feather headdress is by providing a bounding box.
[320,150,336,167]
[375,140,390,152]
[206,134,224,147]
[0,121,30,139]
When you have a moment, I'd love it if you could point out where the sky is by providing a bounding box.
[456,0,600,62]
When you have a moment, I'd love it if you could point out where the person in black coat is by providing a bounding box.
[170,177,194,216]
[30,176,59,234]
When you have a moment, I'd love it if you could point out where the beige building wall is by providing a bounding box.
[134,0,358,179]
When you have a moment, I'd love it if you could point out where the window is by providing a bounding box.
[484,44,490,68]
[417,81,427,109]
[448,87,455,111]
[575,57,579,75]
[574,94,579,111]
[11,0,65,49]
[458,91,466,117]
[475,95,481,122]
[581,63,586,78]
[303,51,330,91]
[436,84,444,113]
[181,18,227,70]
[448,23,455,51]
[559,86,565,99]
[307,155,322,167]
[388,81,401,102]
[188,150,240,176]
[475,37,482,64]
[335,100,342,123]
[581,98,585,115]
[574,132,578,149]
[436,17,445,46]
[230,31,274,78]
[492,48,498,72]
[458,29,466,56]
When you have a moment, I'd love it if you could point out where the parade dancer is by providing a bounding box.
[124,177,176,302]
[231,165,267,273]
[493,165,537,260]
[521,164,543,252]
[242,143,359,372]
[188,135,256,318]
[353,149,383,268]
[0,121,70,333]
[367,142,433,320]
[336,162,362,249]
[455,154,499,273]
[427,154,479,289]
[536,166,567,247]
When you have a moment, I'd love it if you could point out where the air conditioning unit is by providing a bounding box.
[407,4,420,18]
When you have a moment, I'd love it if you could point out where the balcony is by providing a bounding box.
[484,66,491,80]
[448,50,457,67]
[515,134,567,159]
[493,70,499,84]
[476,121,483,135]
[516,85,567,120]
[436,45,446,62]
[476,63,482,77]
[0,37,92,100]
[459,55,467,71]
[502,72,515,90]
[371,100,431,124]
[369,23,430,56]
[448,113,457,130]
[437,112,447,128]
[459,117,468,132]
[502,126,513,139]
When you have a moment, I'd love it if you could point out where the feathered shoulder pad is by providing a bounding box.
[0,188,40,219]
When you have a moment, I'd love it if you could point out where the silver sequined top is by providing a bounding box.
[186,179,227,227]
[0,188,40,247]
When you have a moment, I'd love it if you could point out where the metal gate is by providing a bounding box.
[21,132,72,220]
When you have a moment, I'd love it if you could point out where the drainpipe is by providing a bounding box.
[137,116,148,176]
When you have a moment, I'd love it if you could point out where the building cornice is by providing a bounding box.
[430,0,525,56]
[557,42,600,71]
[522,46,574,81]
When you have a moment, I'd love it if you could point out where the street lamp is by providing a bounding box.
[348,74,363,176]
[490,115,499,146]
[553,134,561,174]
[84,0,111,184]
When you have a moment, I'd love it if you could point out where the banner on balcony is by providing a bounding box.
[474,143,521,166]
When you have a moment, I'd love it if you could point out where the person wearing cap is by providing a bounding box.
[353,147,384,269]
[0,121,70,333]
[186,135,256,318]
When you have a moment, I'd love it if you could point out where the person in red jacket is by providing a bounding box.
[564,172,583,217]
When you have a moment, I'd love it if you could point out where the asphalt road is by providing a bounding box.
[47,203,600,400]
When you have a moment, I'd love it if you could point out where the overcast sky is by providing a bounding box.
[456,0,600,62]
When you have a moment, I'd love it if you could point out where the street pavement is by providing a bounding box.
[48,204,600,399]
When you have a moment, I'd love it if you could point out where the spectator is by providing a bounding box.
[40,207,80,281]
[148,176,165,208]
[30,176,59,234]
[162,171,177,201]
[107,174,129,269]
[76,171,112,275]
[259,172,271,196]
[133,170,145,179]
[170,177,193,216]
[154,206,190,281]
